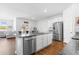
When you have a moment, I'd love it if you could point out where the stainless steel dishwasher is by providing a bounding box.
[23,36,36,55]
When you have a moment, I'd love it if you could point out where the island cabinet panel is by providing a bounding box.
[16,37,23,55]
[16,33,53,55]
[16,36,36,55]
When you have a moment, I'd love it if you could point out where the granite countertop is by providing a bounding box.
[17,32,52,38]
[72,35,79,40]
[72,32,79,40]
[17,34,36,38]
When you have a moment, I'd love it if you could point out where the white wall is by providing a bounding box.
[62,4,79,54]
[29,20,36,31]
[16,18,36,32]
[63,4,77,43]
[0,4,37,31]
[74,4,79,32]
[36,15,63,33]
[0,4,28,31]
[63,4,79,43]
[67,4,79,33]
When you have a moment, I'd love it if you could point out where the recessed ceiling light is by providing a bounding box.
[44,9,47,13]
[31,17,35,19]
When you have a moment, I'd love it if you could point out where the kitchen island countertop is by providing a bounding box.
[17,32,52,38]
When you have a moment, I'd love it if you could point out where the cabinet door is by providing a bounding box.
[42,35,48,48]
[48,34,53,45]
[36,35,43,51]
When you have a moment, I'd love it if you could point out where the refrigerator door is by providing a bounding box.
[53,22,63,41]
[53,22,59,40]
[58,22,63,41]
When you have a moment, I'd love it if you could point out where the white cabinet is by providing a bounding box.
[16,37,23,55]
[16,36,36,55]
[48,34,53,45]
[42,35,48,48]
[36,35,43,51]
[36,33,53,52]
[16,33,53,54]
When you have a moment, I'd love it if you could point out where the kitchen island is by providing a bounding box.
[16,33,53,55]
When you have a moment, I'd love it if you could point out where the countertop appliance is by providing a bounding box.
[53,22,63,42]
[32,27,38,34]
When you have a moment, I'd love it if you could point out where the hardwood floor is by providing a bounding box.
[0,38,15,55]
[0,38,65,55]
[34,41,66,55]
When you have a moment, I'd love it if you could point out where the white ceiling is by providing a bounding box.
[0,3,71,20]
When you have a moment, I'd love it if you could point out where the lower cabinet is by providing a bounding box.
[36,33,53,52]
[42,35,48,48]
[36,35,43,51]
[48,34,53,45]
[16,33,53,54]
[16,37,23,55]
[16,36,36,55]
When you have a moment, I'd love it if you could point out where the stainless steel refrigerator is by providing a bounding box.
[53,22,63,42]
